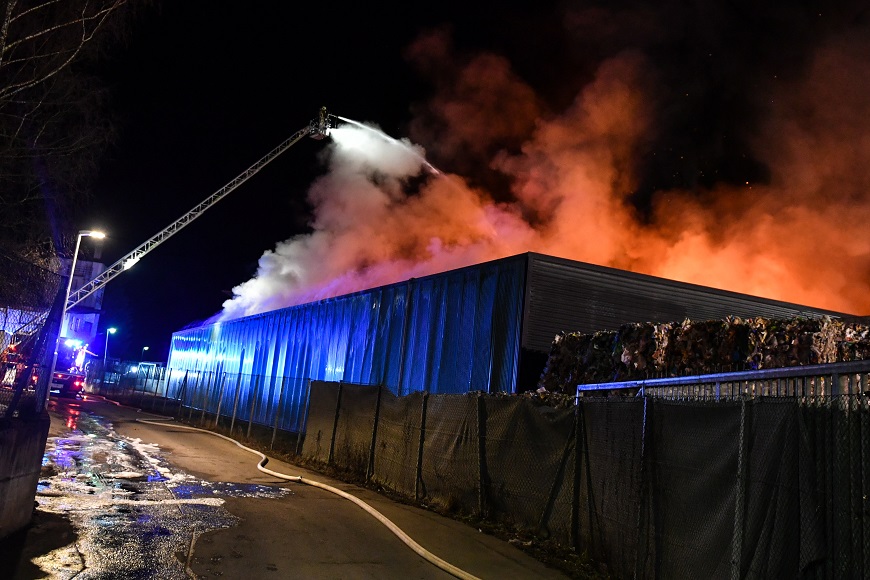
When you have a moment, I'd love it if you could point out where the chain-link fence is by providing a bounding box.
[300,381,868,579]
[152,369,312,451]
[87,362,168,402]
[0,252,63,418]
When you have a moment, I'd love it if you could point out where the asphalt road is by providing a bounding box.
[13,396,567,579]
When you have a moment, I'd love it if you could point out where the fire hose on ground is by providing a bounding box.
[103,405,483,580]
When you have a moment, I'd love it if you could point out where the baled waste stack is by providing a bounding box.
[538,316,870,393]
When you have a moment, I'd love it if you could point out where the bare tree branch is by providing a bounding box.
[0,1,127,100]
[0,0,144,258]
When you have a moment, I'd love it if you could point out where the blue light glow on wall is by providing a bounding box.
[164,255,527,432]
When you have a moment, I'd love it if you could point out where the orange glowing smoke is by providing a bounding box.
[220,33,870,321]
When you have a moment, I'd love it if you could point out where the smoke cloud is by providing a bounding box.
[220,12,870,321]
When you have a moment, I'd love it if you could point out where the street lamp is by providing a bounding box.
[141,346,149,361]
[103,327,117,370]
[49,230,106,398]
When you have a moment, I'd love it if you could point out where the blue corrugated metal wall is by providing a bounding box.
[164,255,527,432]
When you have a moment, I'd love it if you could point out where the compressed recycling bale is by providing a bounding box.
[538,331,594,392]
[539,314,870,394]
[582,330,618,383]
[812,317,840,364]
[835,322,870,361]
[663,317,751,374]
[612,322,656,380]
[651,321,676,371]
[746,316,828,369]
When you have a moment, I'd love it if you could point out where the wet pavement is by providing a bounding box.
[19,399,288,579]
[6,396,569,580]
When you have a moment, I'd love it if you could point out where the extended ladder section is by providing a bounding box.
[66,108,334,310]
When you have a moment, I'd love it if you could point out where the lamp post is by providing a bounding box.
[141,346,149,361]
[48,230,106,399]
[103,327,117,370]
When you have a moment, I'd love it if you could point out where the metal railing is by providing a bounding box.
[577,359,870,399]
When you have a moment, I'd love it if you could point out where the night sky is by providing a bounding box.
[90,2,439,359]
[86,1,870,361]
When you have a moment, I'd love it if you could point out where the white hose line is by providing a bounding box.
[135,418,481,580]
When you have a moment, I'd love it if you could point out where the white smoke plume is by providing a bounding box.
[219,123,535,320]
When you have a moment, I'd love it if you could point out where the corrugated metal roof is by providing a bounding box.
[521,253,845,353]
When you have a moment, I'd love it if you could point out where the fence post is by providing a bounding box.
[271,376,288,450]
[581,398,598,557]
[162,369,174,415]
[415,392,429,502]
[188,371,202,422]
[634,396,650,577]
[539,407,575,536]
[366,385,383,483]
[731,397,748,580]
[175,370,189,420]
[230,372,243,435]
[571,398,581,551]
[295,379,311,456]
[200,371,215,426]
[139,366,151,405]
[135,367,146,405]
[858,394,869,574]
[328,382,344,465]
[149,366,161,408]
[477,392,489,517]
[214,373,227,429]
[247,374,260,439]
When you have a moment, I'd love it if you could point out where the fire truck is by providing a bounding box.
[1,340,27,387]
[50,340,90,397]
[2,336,88,397]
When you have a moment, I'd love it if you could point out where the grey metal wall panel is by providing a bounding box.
[521,253,844,353]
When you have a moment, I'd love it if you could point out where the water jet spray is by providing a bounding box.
[334,115,442,175]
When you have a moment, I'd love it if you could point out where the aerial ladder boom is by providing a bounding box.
[66,108,334,310]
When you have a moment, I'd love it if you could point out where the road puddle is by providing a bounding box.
[33,407,288,578]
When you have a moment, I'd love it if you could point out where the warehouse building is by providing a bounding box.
[164,252,841,431]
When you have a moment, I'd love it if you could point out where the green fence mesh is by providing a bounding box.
[301,383,868,579]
